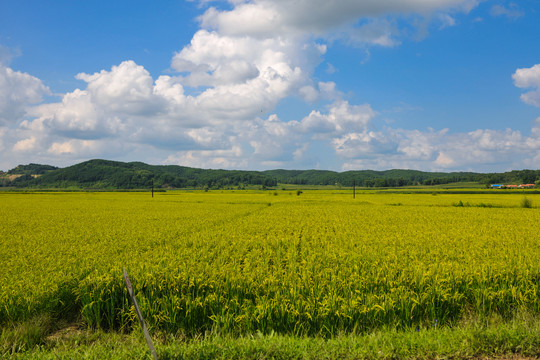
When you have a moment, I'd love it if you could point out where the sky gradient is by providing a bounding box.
[1,0,540,172]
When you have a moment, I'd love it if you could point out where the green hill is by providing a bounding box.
[7,163,58,175]
[2,159,539,190]
[5,159,277,189]
[263,168,481,187]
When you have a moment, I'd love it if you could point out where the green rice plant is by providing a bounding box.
[1,191,540,338]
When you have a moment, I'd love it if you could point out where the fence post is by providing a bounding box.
[124,269,158,360]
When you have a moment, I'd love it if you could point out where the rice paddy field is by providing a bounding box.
[1,189,540,358]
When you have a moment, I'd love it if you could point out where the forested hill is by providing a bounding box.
[7,163,59,175]
[263,169,480,187]
[1,159,539,189]
[1,159,277,189]
[265,169,539,187]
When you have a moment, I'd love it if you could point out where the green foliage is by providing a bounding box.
[1,315,54,355]
[453,201,498,208]
[521,197,533,208]
[7,312,540,358]
[482,169,540,187]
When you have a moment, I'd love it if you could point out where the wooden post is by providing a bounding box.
[353,179,355,199]
[124,269,158,360]
[152,178,154,198]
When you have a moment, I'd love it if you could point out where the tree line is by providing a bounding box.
[1,159,539,189]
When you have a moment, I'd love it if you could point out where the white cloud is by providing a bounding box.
[318,81,341,99]
[199,4,283,38]
[0,127,5,153]
[437,13,456,28]
[164,146,247,169]
[433,129,523,167]
[0,45,22,66]
[246,114,298,161]
[513,64,540,107]
[397,128,444,160]
[48,141,76,155]
[299,86,318,102]
[76,61,164,116]
[8,0,540,175]
[171,30,324,119]
[340,127,540,172]
[332,130,396,158]
[0,65,50,125]
[11,53,540,172]
[47,139,102,156]
[43,90,108,139]
[490,3,524,19]
[298,101,375,136]
[199,0,479,38]
[346,19,401,47]
[13,136,38,152]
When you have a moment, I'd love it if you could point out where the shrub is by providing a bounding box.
[521,197,532,208]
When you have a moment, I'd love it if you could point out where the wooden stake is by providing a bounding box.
[124,269,158,360]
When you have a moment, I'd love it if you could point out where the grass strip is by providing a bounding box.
[4,315,540,359]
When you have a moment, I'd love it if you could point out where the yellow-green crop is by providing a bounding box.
[1,191,539,336]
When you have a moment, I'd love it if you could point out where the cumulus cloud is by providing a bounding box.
[47,139,105,156]
[164,146,247,169]
[397,129,444,160]
[76,61,165,116]
[17,50,316,168]
[42,90,109,139]
[340,127,540,172]
[11,53,540,172]
[13,136,38,152]
[513,64,540,107]
[245,114,299,161]
[191,0,480,65]
[199,0,479,38]
[332,131,397,158]
[171,29,325,119]
[8,0,540,174]
[0,65,50,125]
[298,101,375,136]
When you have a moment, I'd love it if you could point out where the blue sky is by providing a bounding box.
[1,0,540,172]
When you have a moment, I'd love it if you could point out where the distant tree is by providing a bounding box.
[519,170,537,184]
